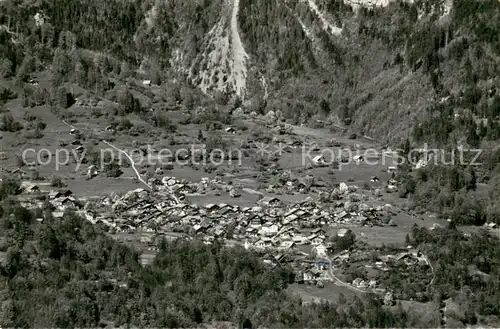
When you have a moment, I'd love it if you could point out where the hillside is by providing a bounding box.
[0,0,499,143]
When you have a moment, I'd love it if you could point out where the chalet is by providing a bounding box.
[409,248,422,258]
[284,207,300,217]
[214,227,225,237]
[245,227,258,235]
[296,180,308,192]
[312,155,326,166]
[292,235,309,245]
[118,224,134,233]
[23,183,40,194]
[309,234,325,246]
[288,140,302,148]
[262,223,279,235]
[295,209,308,217]
[56,197,76,209]
[336,210,348,219]
[205,203,219,212]
[192,224,204,234]
[219,207,234,216]
[279,230,293,240]
[353,155,364,163]
[486,222,497,229]
[59,189,73,197]
[387,183,398,192]
[312,244,329,258]
[274,253,288,264]
[48,190,62,199]
[255,237,273,249]
[311,228,326,236]
[249,214,262,227]
[284,214,298,224]
[258,196,281,207]
[303,268,321,282]
[316,260,329,271]
[387,166,397,173]
[52,211,64,219]
[11,168,26,180]
[279,241,295,251]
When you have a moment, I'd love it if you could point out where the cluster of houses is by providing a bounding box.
[73,178,397,274]
[11,172,415,290]
[18,182,79,219]
[327,245,431,293]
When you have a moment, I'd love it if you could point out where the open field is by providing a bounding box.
[288,282,363,303]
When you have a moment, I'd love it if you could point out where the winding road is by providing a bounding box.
[61,120,152,190]
[101,140,152,189]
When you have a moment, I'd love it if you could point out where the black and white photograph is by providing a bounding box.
[0,0,499,327]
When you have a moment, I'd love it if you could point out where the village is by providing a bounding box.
[0,86,444,304]
[9,167,436,303]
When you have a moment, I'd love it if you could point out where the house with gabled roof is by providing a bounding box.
[311,227,326,236]
[249,214,262,227]
[283,214,298,224]
[312,243,329,258]
[279,241,296,251]
[258,196,282,207]
[22,183,40,194]
[255,237,273,249]
[48,190,62,199]
[205,203,219,212]
[285,207,300,217]
[293,235,309,245]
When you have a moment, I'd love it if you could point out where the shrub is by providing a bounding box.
[0,113,22,132]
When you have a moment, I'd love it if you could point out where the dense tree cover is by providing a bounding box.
[0,86,16,106]
[0,179,21,201]
[239,0,318,75]
[396,162,485,225]
[407,225,500,325]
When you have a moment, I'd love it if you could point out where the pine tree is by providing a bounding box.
[466,167,477,191]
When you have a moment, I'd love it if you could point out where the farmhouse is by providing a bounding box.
[255,237,273,249]
[312,155,326,166]
[258,196,282,207]
[279,241,296,251]
[22,183,40,194]
[311,228,326,236]
[353,155,364,164]
[312,244,329,258]
[48,190,62,199]
[52,211,64,219]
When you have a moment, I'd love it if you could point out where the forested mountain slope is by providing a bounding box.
[0,0,499,142]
